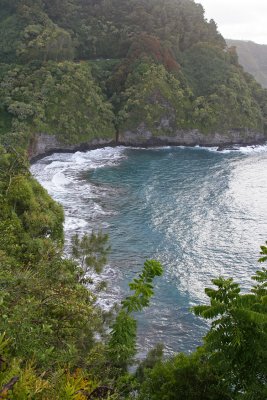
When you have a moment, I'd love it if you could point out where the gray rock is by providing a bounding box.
[29,133,115,162]
[29,125,267,162]
[119,125,266,147]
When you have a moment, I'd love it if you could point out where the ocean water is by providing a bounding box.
[31,144,267,357]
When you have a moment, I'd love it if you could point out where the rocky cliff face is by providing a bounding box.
[29,128,267,162]
[119,125,266,147]
[29,133,115,162]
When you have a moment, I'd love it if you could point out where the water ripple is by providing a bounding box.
[31,145,267,356]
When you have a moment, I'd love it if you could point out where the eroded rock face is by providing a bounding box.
[119,125,266,147]
[29,127,266,162]
[29,133,115,162]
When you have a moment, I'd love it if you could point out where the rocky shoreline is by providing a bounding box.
[29,129,267,163]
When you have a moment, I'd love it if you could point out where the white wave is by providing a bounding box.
[205,142,267,154]
[52,171,70,187]
[147,146,172,150]
[153,143,267,154]
[32,146,126,172]
[238,143,267,154]
[69,146,127,169]
[92,203,107,215]
[194,145,218,152]
[30,147,127,241]
[64,216,88,231]
[31,146,125,311]
[44,160,71,169]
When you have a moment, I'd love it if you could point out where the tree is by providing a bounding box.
[108,260,163,369]
[0,148,105,369]
[138,246,267,400]
[193,264,267,397]
[71,231,110,278]
[17,24,74,62]
[138,349,231,400]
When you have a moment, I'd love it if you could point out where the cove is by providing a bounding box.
[31,145,267,357]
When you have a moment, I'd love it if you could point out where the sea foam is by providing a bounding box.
[31,146,127,310]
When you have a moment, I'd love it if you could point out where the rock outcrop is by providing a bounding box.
[29,133,115,162]
[119,126,266,147]
[29,127,267,162]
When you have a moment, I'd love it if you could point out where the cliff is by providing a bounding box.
[0,0,267,156]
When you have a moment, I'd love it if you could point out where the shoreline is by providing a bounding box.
[30,140,267,358]
[29,137,267,164]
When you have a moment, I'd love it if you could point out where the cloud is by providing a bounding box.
[196,0,267,44]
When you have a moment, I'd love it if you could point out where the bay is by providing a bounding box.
[31,145,267,357]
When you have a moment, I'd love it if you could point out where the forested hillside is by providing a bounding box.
[227,39,267,88]
[1,146,266,399]
[0,1,267,398]
[0,0,267,153]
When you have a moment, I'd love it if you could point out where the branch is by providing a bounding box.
[0,376,19,398]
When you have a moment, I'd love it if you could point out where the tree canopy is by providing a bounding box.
[0,1,267,398]
[0,0,266,147]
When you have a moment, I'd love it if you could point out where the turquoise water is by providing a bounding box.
[31,145,267,356]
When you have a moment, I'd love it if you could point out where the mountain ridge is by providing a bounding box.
[226,38,267,88]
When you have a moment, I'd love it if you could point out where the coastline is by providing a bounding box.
[29,132,267,164]
[30,142,267,357]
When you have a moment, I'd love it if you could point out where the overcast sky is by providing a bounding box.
[196,0,267,44]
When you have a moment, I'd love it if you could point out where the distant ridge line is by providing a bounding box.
[226,39,267,88]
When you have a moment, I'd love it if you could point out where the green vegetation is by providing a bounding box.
[0,0,267,398]
[116,61,191,136]
[227,39,267,89]
[0,145,164,398]
[0,62,115,147]
[108,260,163,370]
[138,265,267,400]
[0,143,266,398]
[0,0,267,149]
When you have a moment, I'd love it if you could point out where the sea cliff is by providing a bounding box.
[29,128,266,162]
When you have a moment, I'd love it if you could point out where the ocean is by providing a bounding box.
[31,144,267,357]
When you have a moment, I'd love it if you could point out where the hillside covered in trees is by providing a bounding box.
[0,0,267,398]
[227,39,267,89]
[1,145,267,398]
[0,0,267,155]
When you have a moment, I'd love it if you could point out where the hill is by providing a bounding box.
[0,1,267,398]
[0,0,267,157]
[226,39,267,88]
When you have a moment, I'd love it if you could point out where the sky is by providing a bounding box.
[196,0,267,44]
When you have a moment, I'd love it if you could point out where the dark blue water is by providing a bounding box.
[87,147,267,355]
[32,145,267,357]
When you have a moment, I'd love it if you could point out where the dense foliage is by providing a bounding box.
[0,0,267,398]
[0,0,267,148]
[0,150,266,398]
[0,145,164,398]
[0,62,115,147]
[138,263,267,400]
